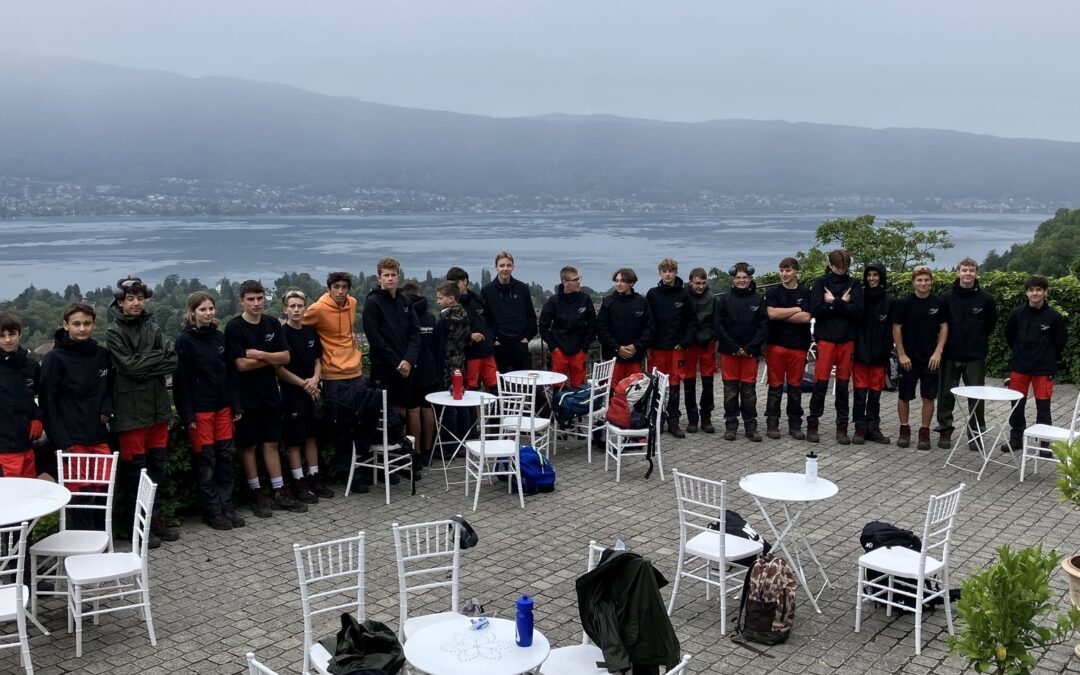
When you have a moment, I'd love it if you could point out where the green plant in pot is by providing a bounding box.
[1055,437,1080,658]
[948,544,1080,674]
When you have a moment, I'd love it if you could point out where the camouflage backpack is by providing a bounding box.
[736,553,797,645]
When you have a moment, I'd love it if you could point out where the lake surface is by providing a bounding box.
[0,212,1046,299]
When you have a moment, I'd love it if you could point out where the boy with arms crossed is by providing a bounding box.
[808,249,863,444]
[764,258,813,440]
[892,266,948,450]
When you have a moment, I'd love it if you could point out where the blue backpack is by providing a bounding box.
[554,385,596,428]
[514,445,556,495]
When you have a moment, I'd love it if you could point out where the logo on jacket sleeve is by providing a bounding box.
[928,308,939,316]
[98,369,108,378]
[265,332,276,342]
[577,307,587,314]
[306,339,315,348]
[1041,323,1051,332]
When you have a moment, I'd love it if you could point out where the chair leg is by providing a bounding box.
[656,439,665,481]
[30,553,39,620]
[142,577,157,647]
[1020,437,1030,481]
[854,567,864,633]
[943,571,955,635]
[344,447,356,497]
[718,565,727,635]
[383,460,391,506]
[886,576,894,617]
[614,441,622,483]
[73,584,83,658]
[667,548,685,615]
[16,605,33,675]
[472,463,483,512]
[515,460,525,510]
[914,595,923,655]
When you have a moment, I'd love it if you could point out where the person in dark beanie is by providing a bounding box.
[646,258,696,438]
[481,252,537,373]
[807,249,863,444]
[852,262,894,445]
[539,266,597,388]
[173,291,244,531]
[764,257,813,440]
[1001,275,1067,453]
[0,313,43,478]
[596,268,654,386]
[683,268,717,434]
[445,267,497,393]
[892,266,948,450]
[106,277,179,544]
[713,262,769,442]
[936,257,998,449]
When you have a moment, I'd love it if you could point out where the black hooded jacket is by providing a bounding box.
[941,279,998,361]
[39,329,112,449]
[688,287,716,345]
[645,278,696,350]
[173,324,230,427]
[539,284,597,356]
[713,282,769,357]
[597,291,653,364]
[810,269,863,343]
[1005,302,1067,376]
[362,287,421,375]
[854,262,895,366]
[406,294,439,389]
[480,276,538,344]
[458,291,494,360]
[0,347,41,453]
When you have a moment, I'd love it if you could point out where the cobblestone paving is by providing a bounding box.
[18,379,1080,674]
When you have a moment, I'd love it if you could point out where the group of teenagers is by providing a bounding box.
[0,249,1069,543]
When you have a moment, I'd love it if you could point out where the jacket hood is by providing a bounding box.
[317,292,354,312]
[555,283,582,300]
[406,293,429,315]
[730,280,758,296]
[52,327,100,355]
[655,276,685,292]
[863,262,888,299]
[0,346,29,369]
[184,324,220,338]
[952,278,982,297]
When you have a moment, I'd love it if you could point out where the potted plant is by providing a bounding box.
[1055,437,1080,657]
[948,544,1080,674]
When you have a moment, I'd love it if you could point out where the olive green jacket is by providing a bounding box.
[106,305,177,433]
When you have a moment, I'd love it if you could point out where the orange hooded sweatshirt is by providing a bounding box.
[302,292,362,379]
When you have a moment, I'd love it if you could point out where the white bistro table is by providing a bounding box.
[427,390,498,491]
[0,477,72,635]
[403,615,550,675]
[739,471,838,614]
[503,370,568,455]
[943,385,1024,480]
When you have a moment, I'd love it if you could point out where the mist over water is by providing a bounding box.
[0,212,1046,299]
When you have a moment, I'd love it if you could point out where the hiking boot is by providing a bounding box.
[917,427,932,451]
[310,473,334,499]
[723,424,737,441]
[685,420,699,434]
[745,422,763,442]
[836,424,851,446]
[700,417,716,434]
[668,420,686,439]
[293,478,319,505]
[999,435,1021,454]
[897,425,912,448]
[224,509,246,528]
[203,514,233,531]
[937,430,953,450]
[866,428,891,445]
[146,531,162,550]
[852,427,866,445]
[766,418,781,440]
[806,420,820,443]
[251,488,273,518]
[273,487,308,513]
[789,425,805,441]
[150,518,180,542]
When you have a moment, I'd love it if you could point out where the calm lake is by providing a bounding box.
[0,212,1046,299]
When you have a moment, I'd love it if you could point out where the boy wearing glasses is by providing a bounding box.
[539,266,596,388]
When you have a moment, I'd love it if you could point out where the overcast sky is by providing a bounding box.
[4,1,1078,141]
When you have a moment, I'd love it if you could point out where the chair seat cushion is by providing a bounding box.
[1024,424,1071,442]
[0,584,29,621]
[605,423,647,437]
[859,546,944,577]
[502,416,551,433]
[541,643,607,675]
[686,531,764,563]
[31,529,110,557]
[403,611,459,641]
[65,551,143,585]
[465,439,519,458]
[310,642,333,674]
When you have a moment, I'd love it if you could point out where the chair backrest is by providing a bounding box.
[246,652,280,675]
[485,392,525,443]
[498,373,539,411]
[131,469,158,561]
[373,388,394,449]
[916,483,965,580]
[294,531,365,675]
[653,368,670,430]
[588,358,617,413]
[393,519,462,633]
[0,521,29,602]
[664,654,693,674]
[577,539,616,645]
[672,470,726,559]
[56,450,119,539]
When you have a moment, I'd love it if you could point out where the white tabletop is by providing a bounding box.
[503,370,569,386]
[404,616,549,675]
[426,390,498,407]
[740,472,839,502]
[0,478,72,525]
[950,385,1024,402]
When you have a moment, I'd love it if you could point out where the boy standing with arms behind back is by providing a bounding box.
[892,266,948,450]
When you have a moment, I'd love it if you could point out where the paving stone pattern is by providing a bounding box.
[18,379,1080,674]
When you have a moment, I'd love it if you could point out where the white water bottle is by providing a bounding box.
[805,451,818,482]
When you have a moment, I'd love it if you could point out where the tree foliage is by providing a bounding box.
[797,215,954,276]
[983,208,1080,278]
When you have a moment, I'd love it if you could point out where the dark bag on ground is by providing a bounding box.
[511,445,556,494]
[859,520,949,612]
[736,554,797,645]
[320,613,405,675]
[709,510,772,568]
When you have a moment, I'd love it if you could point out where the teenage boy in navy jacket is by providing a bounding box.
[0,313,43,478]
[481,252,537,373]
[539,266,596,388]
[713,263,769,442]
[808,249,863,444]
[764,257,812,440]
[597,268,654,386]
[646,258,696,438]
[892,266,948,450]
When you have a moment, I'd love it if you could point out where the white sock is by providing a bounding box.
[308,465,319,476]
[270,476,284,490]
[247,478,260,490]
[291,468,304,480]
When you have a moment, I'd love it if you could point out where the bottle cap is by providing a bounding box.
[517,594,533,609]
[807,450,817,459]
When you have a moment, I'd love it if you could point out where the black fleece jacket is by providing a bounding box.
[597,291,653,363]
[481,276,538,344]
[854,263,895,366]
[941,279,998,361]
[39,329,112,450]
[1005,302,1067,376]
[810,269,863,343]
[458,292,494,360]
[407,294,439,389]
[363,288,421,374]
[0,347,41,453]
[713,282,769,357]
[645,278,696,350]
[688,288,716,345]
[539,284,597,356]
[173,325,230,426]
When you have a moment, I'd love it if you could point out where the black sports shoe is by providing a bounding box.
[292,478,319,505]
[224,509,246,527]
[272,487,308,513]
[251,488,273,518]
[204,514,233,531]
[151,518,180,542]
[310,473,334,499]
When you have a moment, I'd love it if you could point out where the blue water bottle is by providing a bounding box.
[515,594,534,647]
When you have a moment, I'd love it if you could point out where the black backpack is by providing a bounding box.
[709,510,772,568]
[859,521,946,612]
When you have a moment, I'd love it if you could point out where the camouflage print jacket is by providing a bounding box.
[436,305,470,389]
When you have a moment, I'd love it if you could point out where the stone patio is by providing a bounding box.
[17,379,1080,674]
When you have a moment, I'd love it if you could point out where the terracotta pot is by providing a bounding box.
[1063,554,1080,658]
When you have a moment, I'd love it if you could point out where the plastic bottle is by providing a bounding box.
[805,450,818,482]
[452,369,464,400]
[515,594,534,647]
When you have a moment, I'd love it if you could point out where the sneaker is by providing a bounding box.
[293,478,319,505]
[310,473,334,499]
[917,427,932,451]
[272,487,308,513]
[251,488,273,518]
[203,514,233,531]
[224,509,246,528]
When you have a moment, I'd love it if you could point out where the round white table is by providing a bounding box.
[427,390,498,491]
[942,385,1024,480]
[739,472,838,614]
[0,477,71,526]
[403,615,550,675]
[503,370,569,387]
